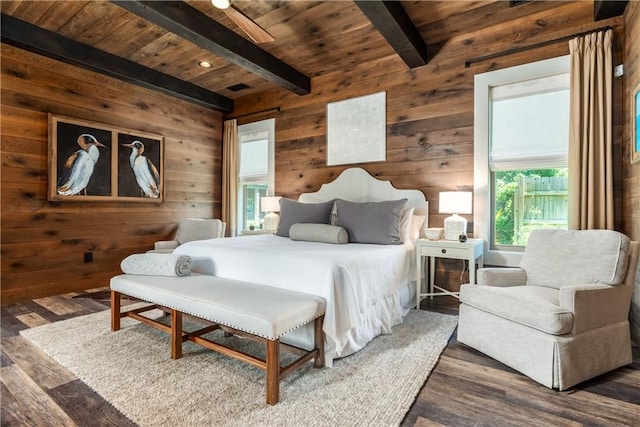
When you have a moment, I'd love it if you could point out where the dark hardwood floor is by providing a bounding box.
[1,290,639,426]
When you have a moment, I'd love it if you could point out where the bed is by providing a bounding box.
[174,168,428,366]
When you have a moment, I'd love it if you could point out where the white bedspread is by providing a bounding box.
[174,234,415,365]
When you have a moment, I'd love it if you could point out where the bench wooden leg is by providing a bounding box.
[171,309,183,359]
[111,291,121,331]
[314,315,325,368]
[266,339,280,405]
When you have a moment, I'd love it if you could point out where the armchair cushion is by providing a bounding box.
[460,284,573,335]
[520,229,630,289]
[477,267,527,287]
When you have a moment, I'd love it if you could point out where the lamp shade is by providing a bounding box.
[439,191,472,240]
[439,191,472,214]
[261,196,281,213]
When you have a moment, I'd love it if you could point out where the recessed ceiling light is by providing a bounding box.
[199,61,213,68]
[211,0,230,10]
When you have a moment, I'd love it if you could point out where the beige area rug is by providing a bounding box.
[21,307,457,427]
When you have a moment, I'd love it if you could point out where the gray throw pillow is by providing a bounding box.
[335,199,408,244]
[289,223,349,244]
[276,199,334,237]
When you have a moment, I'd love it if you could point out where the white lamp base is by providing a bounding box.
[443,213,467,240]
[263,212,280,232]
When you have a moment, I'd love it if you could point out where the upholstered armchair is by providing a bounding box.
[458,229,639,391]
[149,218,226,253]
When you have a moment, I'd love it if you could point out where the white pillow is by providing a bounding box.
[409,215,425,241]
[400,207,414,242]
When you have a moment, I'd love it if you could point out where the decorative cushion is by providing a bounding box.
[460,284,573,335]
[276,199,334,237]
[289,223,348,244]
[335,198,408,244]
[520,229,631,289]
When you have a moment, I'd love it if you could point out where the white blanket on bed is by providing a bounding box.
[174,234,415,365]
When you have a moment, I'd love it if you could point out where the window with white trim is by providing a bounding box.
[474,56,570,266]
[237,118,275,233]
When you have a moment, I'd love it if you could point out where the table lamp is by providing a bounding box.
[261,196,282,232]
[439,191,472,241]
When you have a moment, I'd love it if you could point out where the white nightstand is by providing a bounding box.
[415,238,484,309]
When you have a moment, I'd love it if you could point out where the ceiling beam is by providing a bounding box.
[355,0,427,68]
[112,1,311,96]
[594,1,628,21]
[0,14,233,112]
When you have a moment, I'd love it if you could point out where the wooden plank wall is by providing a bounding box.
[232,1,628,289]
[1,45,222,304]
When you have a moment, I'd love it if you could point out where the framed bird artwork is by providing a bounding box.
[117,133,163,200]
[48,114,164,202]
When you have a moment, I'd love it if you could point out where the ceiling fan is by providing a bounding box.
[211,0,275,44]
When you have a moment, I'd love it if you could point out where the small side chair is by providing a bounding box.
[149,218,226,253]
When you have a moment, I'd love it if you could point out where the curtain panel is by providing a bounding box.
[568,29,614,230]
[222,119,238,236]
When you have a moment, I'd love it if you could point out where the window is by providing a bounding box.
[474,56,570,266]
[237,118,275,233]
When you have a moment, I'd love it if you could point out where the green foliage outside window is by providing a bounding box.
[494,168,568,246]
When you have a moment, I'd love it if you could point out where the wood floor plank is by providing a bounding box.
[47,380,137,427]
[15,312,49,328]
[0,311,28,338]
[0,364,77,427]
[3,300,71,327]
[32,295,87,316]
[412,417,449,427]
[2,302,38,317]
[2,335,77,390]
[1,349,14,368]
[68,295,112,313]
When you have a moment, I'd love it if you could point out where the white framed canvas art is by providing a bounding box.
[326,91,386,166]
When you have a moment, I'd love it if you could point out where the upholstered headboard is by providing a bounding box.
[297,168,428,226]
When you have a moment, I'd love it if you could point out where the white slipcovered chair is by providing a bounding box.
[149,218,226,253]
[458,229,639,391]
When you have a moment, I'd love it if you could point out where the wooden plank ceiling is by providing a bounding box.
[0,1,627,112]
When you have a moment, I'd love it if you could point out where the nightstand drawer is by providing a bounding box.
[419,246,469,259]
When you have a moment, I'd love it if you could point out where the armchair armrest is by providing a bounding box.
[559,284,633,334]
[477,267,527,287]
[154,240,179,251]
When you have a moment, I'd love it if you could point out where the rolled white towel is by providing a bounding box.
[120,253,192,277]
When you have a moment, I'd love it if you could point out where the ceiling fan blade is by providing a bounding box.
[223,5,275,44]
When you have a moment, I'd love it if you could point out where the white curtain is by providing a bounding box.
[221,119,238,236]
[568,29,614,230]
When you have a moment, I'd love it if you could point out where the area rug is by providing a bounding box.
[21,307,457,427]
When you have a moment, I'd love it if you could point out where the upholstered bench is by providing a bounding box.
[110,273,326,405]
